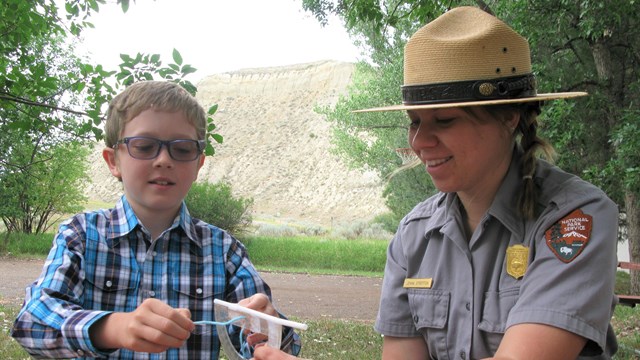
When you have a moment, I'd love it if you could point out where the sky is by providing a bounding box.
[77,0,362,82]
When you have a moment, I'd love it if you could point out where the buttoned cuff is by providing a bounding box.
[62,310,117,358]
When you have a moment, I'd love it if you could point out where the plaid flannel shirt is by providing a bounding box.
[11,196,300,359]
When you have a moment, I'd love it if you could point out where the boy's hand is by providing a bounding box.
[90,298,194,353]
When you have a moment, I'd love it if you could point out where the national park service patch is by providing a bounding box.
[545,209,592,263]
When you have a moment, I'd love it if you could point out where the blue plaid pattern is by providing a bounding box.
[11,196,301,359]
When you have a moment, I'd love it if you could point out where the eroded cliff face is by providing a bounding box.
[85,60,387,227]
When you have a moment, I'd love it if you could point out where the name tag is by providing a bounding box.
[403,278,433,288]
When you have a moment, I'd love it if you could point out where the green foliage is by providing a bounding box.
[330,220,392,240]
[0,0,225,247]
[383,166,434,219]
[0,140,89,235]
[371,211,400,234]
[0,0,222,156]
[612,110,640,194]
[185,182,254,236]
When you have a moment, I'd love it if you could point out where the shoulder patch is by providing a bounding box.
[545,209,592,263]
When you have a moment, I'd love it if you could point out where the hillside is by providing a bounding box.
[84,60,388,228]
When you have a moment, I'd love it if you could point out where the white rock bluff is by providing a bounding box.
[85,60,388,227]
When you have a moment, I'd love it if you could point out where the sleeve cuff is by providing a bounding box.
[62,310,117,357]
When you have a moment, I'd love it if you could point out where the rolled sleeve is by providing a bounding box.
[375,227,421,337]
[507,195,618,353]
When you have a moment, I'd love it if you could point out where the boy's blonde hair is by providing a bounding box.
[104,81,207,147]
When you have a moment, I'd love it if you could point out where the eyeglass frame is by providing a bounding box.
[113,136,206,162]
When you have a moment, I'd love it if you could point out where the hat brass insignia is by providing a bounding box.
[479,82,496,96]
[506,244,529,279]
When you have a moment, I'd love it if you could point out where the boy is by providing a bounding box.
[11,81,301,359]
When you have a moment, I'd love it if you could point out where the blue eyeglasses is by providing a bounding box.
[113,136,206,161]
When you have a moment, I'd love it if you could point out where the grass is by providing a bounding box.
[1,233,638,359]
[243,236,387,276]
[296,318,382,359]
[612,305,640,359]
[1,303,383,360]
[0,304,26,360]
[0,232,52,257]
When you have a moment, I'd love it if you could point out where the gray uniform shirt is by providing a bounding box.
[375,153,618,360]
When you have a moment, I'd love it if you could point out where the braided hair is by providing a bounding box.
[483,103,555,219]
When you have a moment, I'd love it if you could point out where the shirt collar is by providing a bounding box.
[486,147,526,241]
[177,204,202,246]
[107,196,202,247]
[403,147,527,242]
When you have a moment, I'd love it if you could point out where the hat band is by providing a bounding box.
[402,74,537,105]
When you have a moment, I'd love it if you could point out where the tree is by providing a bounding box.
[316,61,435,225]
[1,0,222,153]
[0,1,225,240]
[498,0,640,295]
[302,0,640,293]
[0,137,90,235]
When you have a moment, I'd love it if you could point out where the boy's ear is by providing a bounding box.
[197,153,205,170]
[103,147,122,181]
[193,153,206,180]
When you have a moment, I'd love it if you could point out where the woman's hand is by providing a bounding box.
[238,293,280,348]
[239,293,278,317]
[253,344,305,359]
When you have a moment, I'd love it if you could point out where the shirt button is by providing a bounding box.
[152,251,157,257]
[105,280,112,288]
[465,302,471,311]
[149,290,156,297]
[459,350,466,359]
[413,315,419,323]
[77,350,85,356]
[196,288,203,295]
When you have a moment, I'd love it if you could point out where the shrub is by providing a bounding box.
[371,212,401,234]
[330,220,393,240]
[185,181,253,235]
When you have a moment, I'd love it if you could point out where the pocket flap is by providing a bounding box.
[408,289,450,329]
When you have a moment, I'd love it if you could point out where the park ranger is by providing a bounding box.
[251,5,619,360]
[362,6,619,360]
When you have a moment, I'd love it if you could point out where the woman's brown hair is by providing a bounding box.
[481,103,555,219]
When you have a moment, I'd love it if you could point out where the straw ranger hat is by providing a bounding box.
[356,6,586,112]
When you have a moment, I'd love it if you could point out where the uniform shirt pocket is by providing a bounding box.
[478,287,519,333]
[408,289,450,358]
[408,289,450,329]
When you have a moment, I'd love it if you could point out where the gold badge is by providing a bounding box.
[403,278,433,289]
[506,244,529,279]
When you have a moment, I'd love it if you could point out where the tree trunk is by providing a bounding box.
[625,190,640,295]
